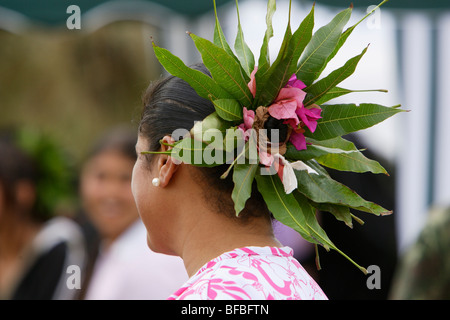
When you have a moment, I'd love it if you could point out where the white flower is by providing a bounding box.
[273,153,319,194]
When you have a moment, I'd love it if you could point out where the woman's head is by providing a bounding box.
[0,136,37,225]
[80,126,138,245]
[132,64,273,253]
[0,129,78,227]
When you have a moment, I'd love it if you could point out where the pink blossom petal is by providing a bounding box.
[296,107,321,133]
[248,67,257,98]
[287,74,307,90]
[259,150,274,167]
[268,100,298,120]
[275,87,306,105]
[237,124,251,142]
[289,130,307,151]
[243,107,255,129]
[305,107,322,120]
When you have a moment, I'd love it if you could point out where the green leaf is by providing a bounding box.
[295,191,368,273]
[232,163,258,216]
[323,0,389,71]
[255,170,367,273]
[311,87,388,105]
[296,7,352,86]
[213,0,238,62]
[234,0,255,77]
[257,0,277,75]
[191,111,231,144]
[211,98,243,122]
[309,200,354,228]
[285,136,359,162]
[307,103,404,141]
[315,149,388,174]
[189,32,253,107]
[255,173,317,244]
[223,127,245,151]
[254,3,315,108]
[293,191,335,251]
[256,173,367,273]
[189,116,247,160]
[304,45,368,106]
[153,44,233,101]
[286,136,388,174]
[170,137,224,167]
[254,12,292,108]
[294,164,392,216]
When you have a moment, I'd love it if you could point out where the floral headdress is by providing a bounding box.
[147,0,403,273]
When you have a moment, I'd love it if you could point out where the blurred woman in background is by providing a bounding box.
[0,129,85,300]
[79,126,187,299]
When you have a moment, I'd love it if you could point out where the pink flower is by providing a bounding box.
[286,74,306,90]
[238,107,255,142]
[248,67,257,98]
[243,106,255,129]
[266,75,321,151]
[243,72,322,164]
[289,128,307,151]
[268,87,306,127]
[259,150,274,167]
[297,105,322,133]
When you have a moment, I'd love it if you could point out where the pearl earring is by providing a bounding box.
[152,178,160,187]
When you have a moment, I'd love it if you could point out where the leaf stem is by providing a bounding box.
[352,89,388,93]
[314,244,322,270]
[334,246,368,274]
[141,151,172,155]
[159,139,176,147]
[220,141,251,179]
[350,213,365,225]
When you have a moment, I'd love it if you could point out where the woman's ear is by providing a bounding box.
[157,136,179,188]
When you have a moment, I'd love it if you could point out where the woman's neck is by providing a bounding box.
[178,212,281,277]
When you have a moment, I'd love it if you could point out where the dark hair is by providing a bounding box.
[139,64,271,221]
[0,136,37,215]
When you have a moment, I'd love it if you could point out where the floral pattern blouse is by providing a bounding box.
[168,246,327,300]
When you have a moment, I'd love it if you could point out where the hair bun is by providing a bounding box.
[263,116,289,144]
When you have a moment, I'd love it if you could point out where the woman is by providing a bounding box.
[0,130,85,300]
[131,64,327,300]
[79,126,188,299]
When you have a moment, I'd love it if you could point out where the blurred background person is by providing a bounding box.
[0,128,85,300]
[78,126,188,300]
[389,205,450,300]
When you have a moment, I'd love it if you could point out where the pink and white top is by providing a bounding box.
[168,246,327,300]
